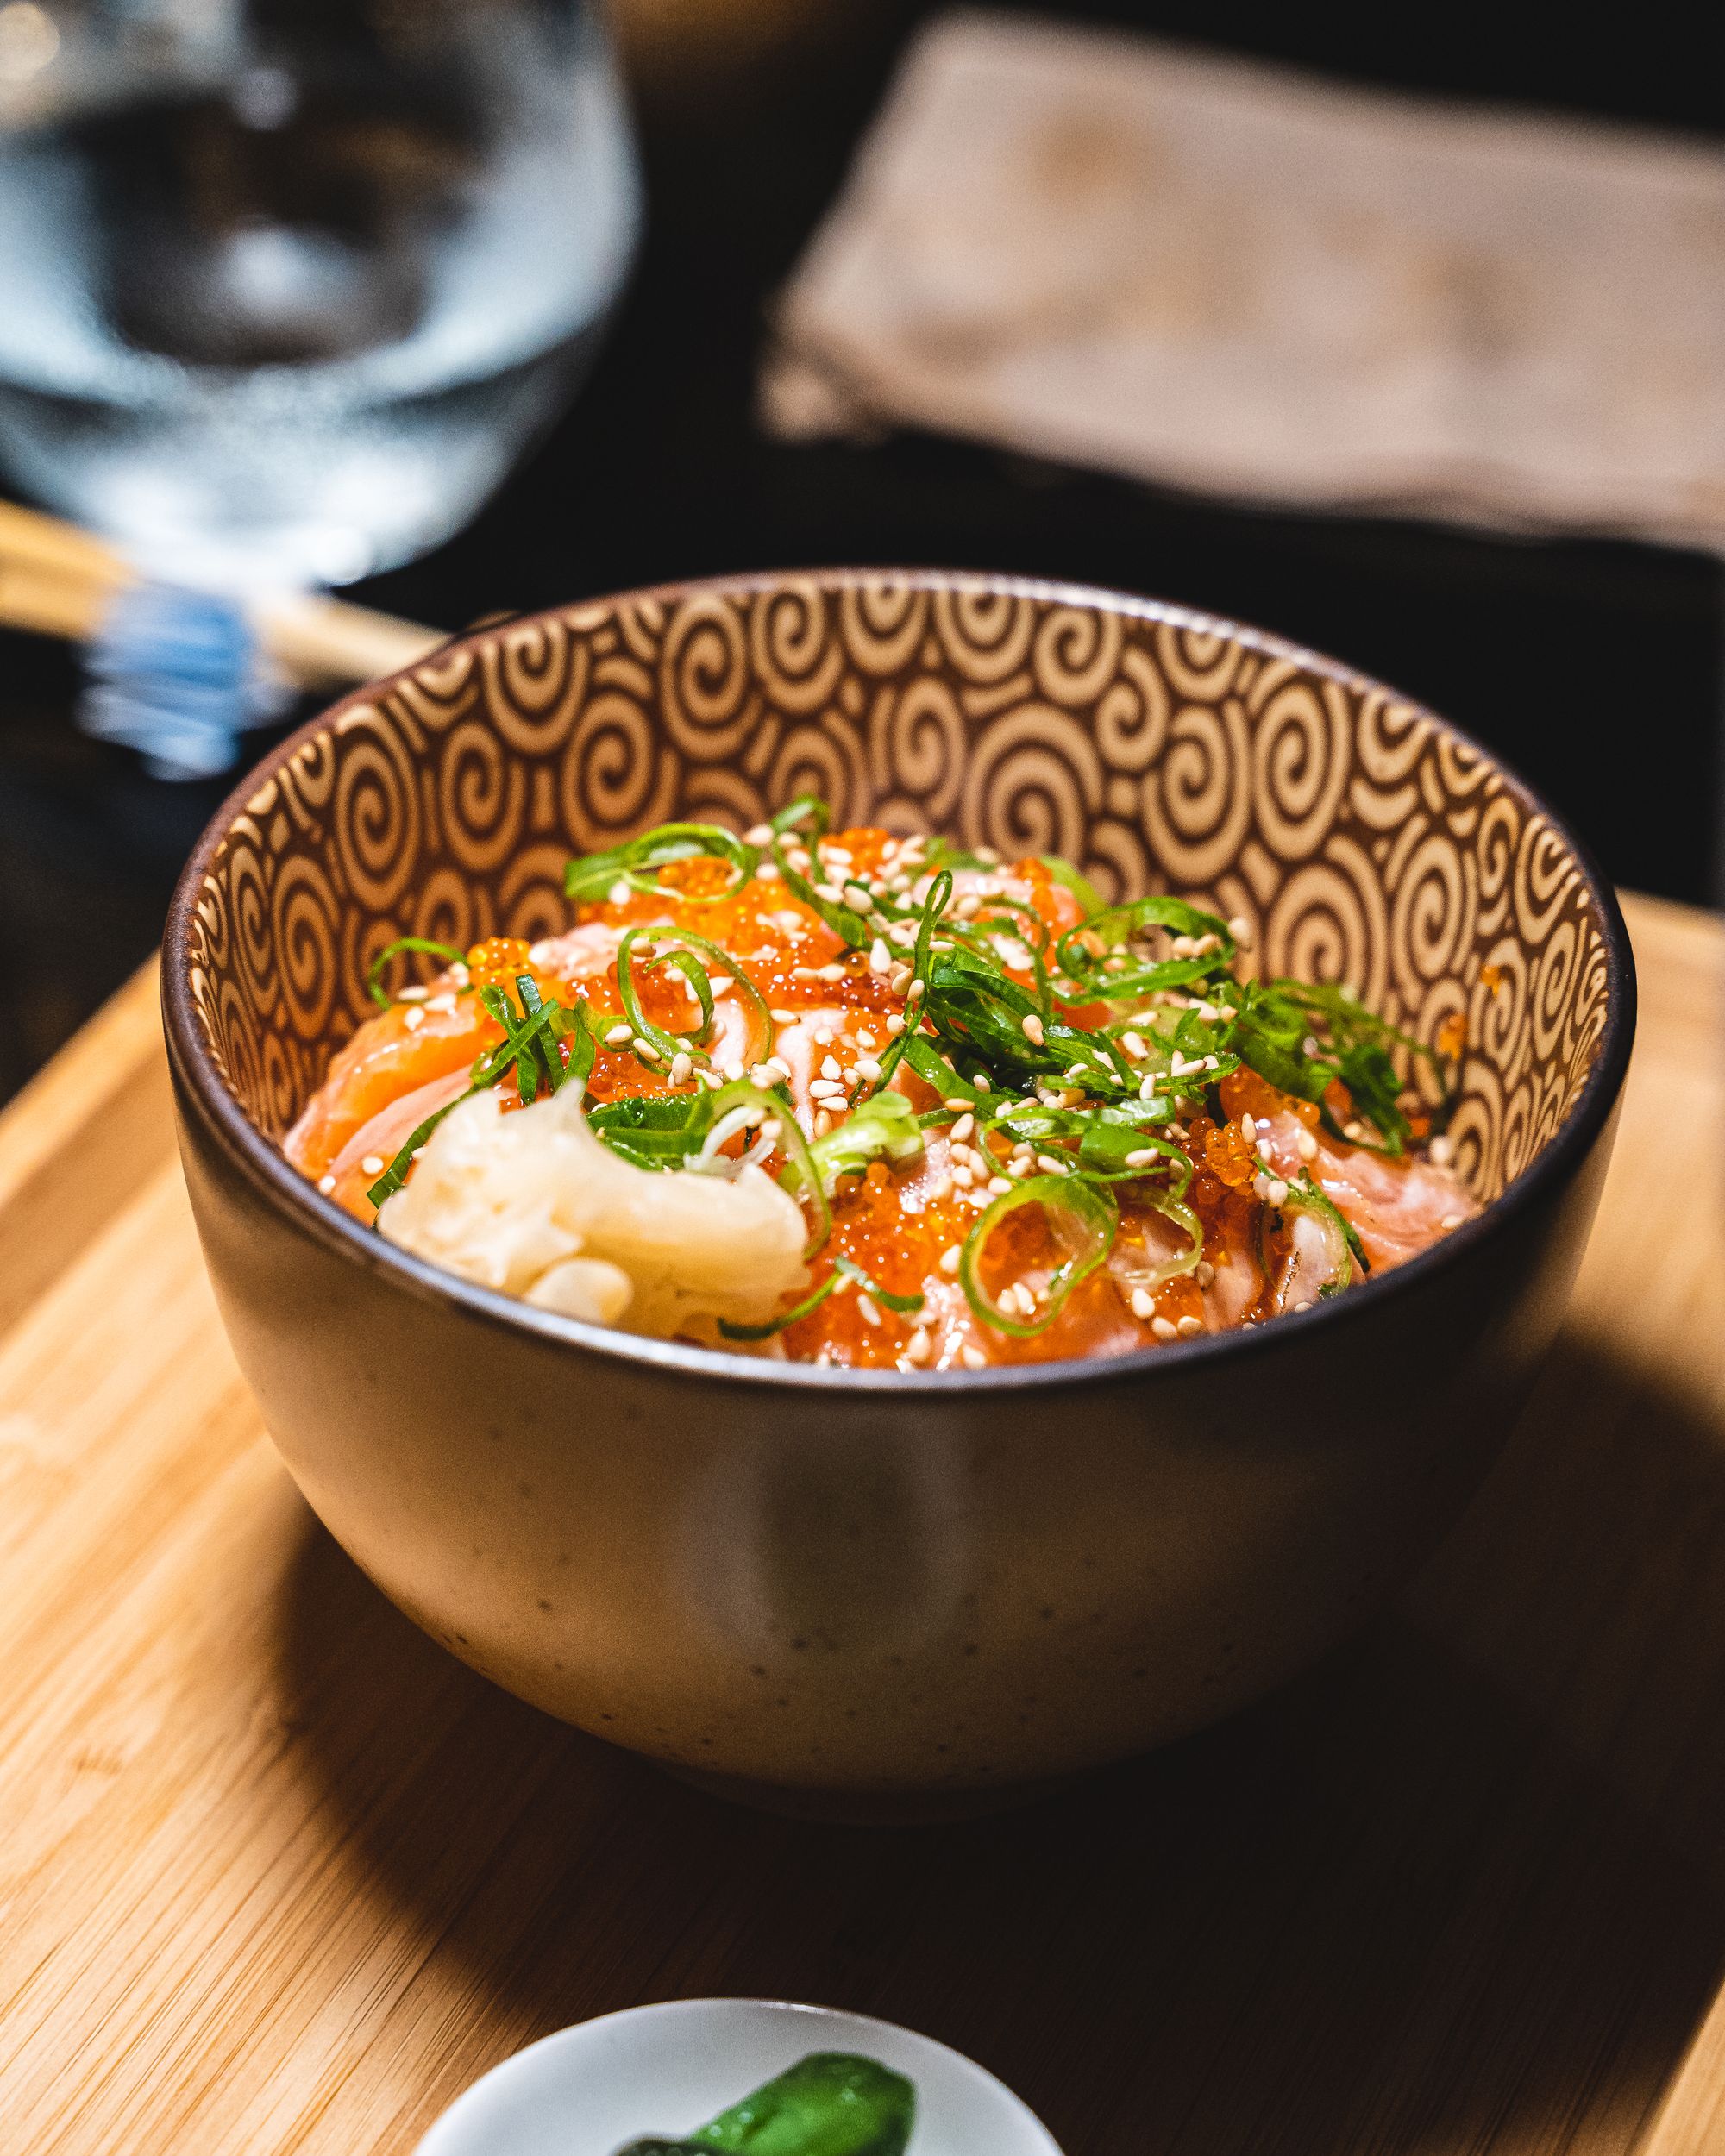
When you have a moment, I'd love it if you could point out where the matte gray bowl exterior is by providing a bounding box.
[168,1043,1620,1796]
[164,573,1634,1800]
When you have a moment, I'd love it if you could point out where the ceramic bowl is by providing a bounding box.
[164,571,1634,1809]
[412,1997,1063,2154]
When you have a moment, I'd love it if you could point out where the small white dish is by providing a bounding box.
[414,1996,1063,2156]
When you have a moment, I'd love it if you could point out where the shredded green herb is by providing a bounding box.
[365,935,468,1009]
[360,809,1456,1337]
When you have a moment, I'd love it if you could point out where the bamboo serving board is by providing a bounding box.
[2,893,1722,2156]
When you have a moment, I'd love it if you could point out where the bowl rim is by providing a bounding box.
[163,566,1638,1397]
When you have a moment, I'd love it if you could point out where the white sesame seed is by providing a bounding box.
[810,1080,843,1100]
[766,1056,792,1081]
[670,1051,693,1083]
[813,1108,832,1136]
[1293,1300,1312,1313]
[951,1112,975,1142]
[817,1054,838,1080]
[709,975,732,994]
[890,965,913,993]
[605,1023,632,1046]
[956,893,981,918]
[1194,1002,1219,1024]
[1151,1315,1179,1343]
[974,1074,991,1091]
[1195,1260,1215,1287]
[907,977,926,1003]
[1121,1031,1148,1060]
[1139,1076,1160,1103]
[361,1156,385,1176]
[1253,1172,1270,1200]
[813,881,844,903]
[317,1173,336,1194]
[866,938,890,975]
[1257,1138,1274,1163]
[1296,1129,1318,1160]
[1240,1113,1256,1139]
[961,1345,988,1370]
[1125,1148,1157,1168]
[939,1244,963,1275]
[426,992,458,1015]
[1130,1288,1154,1320]
[1036,1154,1066,1175]
[927,1173,953,1200]
[398,985,429,1002]
[905,1327,932,1365]
[1441,1213,1465,1231]
[769,1007,798,1024]
[609,879,631,905]
[1228,914,1251,944]
[1345,1120,1365,1142]
[403,1006,426,1031]
[755,862,781,883]
[1176,1314,1203,1338]
[886,1014,906,1037]
[722,1058,744,1081]
[814,962,844,983]
[791,966,817,983]
[751,1064,777,1087]
[988,1175,1013,1195]
[1430,1134,1455,1165]
[856,1293,882,1328]
[744,822,773,844]
[634,1037,662,1062]
[952,1164,975,1188]
[1267,1178,1289,1206]
[1021,1012,1045,1044]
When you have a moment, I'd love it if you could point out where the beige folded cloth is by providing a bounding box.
[764,10,1725,550]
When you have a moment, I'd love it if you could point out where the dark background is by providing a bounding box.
[2,0,1720,1100]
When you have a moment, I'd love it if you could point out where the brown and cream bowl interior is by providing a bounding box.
[163,570,1634,1808]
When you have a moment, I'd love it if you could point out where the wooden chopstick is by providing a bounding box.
[0,498,446,691]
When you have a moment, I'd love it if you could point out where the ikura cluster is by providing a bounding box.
[285,804,1478,1368]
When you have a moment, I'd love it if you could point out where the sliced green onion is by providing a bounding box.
[638,926,772,1071]
[366,935,467,1008]
[1112,1191,1204,1294]
[958,1173,1117,1338]
[802,1087,925,1192]
[704,1078,831,1260]
[1038,853,1106,914]
[617,924,712,1069]
[643,943,717,1044]
[718,1255,922,1342]
[564,821,756,906]
[1280,1171,1368,1299]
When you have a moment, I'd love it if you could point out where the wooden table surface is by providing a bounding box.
[3,891,1722,2156]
